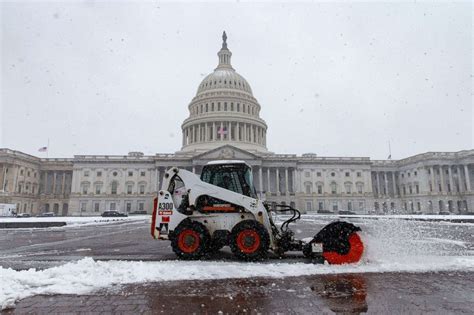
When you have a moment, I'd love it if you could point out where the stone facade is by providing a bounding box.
[1,33,473,216]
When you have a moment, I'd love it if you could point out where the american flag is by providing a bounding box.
[38,146,48,152]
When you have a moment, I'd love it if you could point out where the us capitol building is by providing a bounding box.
[1,33,473,216]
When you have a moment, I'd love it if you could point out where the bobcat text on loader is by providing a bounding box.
[151,160,364,264]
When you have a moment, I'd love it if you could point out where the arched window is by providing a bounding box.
[331,182,337,194]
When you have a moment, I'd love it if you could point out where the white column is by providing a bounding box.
[276,168,280,194]
[267,168,271,193]
[291,168,296,193]
[61,173,66,195]
[52,172,57,195]
[220,122,223,140]
[383,172,388,196]
[259,167,263,197]
[243,123,247,142]
[375,172,380,197]
[228,121,231,141]
[391,172,396,196]
[236,122,240,141]
[465,164,471,191]
[430,166,435,192]
[156,168,161,191]
[285,168,289,195]
[198,124,201,142]
[439,165,445,192]
[448,166,454,193]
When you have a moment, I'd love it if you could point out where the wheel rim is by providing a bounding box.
[323,233,364,264]
[178,229,201,253]
[236,229,261,254]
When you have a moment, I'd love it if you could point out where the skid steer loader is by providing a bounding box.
[151,160,364,264]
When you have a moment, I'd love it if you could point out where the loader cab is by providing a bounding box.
[201,161,257,198]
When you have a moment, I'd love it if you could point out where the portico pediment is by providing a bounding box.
[192,145,261,162]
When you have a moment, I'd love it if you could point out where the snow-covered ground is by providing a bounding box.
[1,255,473,310]
[1,215,473,309]
[0,215,150,227]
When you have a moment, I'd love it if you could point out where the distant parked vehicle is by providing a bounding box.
[101,210,128,217]
[130,210,147,215]
[37,212,55,217]
[16,213,31,218]
[317,210,334,214]
[338,210,356,215]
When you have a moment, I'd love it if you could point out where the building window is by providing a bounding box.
[345,172,350,177]
[357,172,361,177]
[304,172,310,177]
[126,202,132,212]
[332,201,338,211]
[345,183,351,194]
[359,201,364,210]
[140,171,146,176]
[318,202,323,211]
[139,202,144,211]
[447,183,451,192]
[27,171,30,177]
[127,184,133,194]
[305,182,312,194]
[414,171,417,176]
[139,184,145,194]
[84,171,89,177]
[409,186,412,194]
[317,185,322,194]
[429,183,432,192]
[417,202,421,211]
[80,202,87,212]
[94,203,100,212]
[95,184,102,195]
[331,183,337,194]
[403,186,406,195]
[113,171,118,177]
[82,185,88,195]
[20,169,24,175]
[348,201,352,211]
[316,172,321,177]
[416,185,419,194]
[357,183,363,194]
[331,172,335,177]
[306,201,312,211]
[128,171,133,177]
[110,202,116,210]
[97,171,102,177]
[111,182,118,195]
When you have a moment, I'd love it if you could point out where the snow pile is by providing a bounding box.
[0,215,149,227]
[1,254,474,310]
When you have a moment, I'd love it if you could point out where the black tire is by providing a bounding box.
[171,220,210,260]
[230,220,270,261]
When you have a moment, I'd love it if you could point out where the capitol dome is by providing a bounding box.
[180,32,268,154]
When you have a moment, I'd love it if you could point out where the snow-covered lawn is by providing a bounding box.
[1,255,473,310]
[0,215,150,227]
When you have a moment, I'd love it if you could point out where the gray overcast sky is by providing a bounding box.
[1,1,472,159]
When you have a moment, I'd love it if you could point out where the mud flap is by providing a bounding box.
[312,221,364,264]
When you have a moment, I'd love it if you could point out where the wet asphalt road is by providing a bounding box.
[1,216,474,313]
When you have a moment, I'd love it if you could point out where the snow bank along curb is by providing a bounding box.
[1,256,474,310]
[0,215,150,229]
